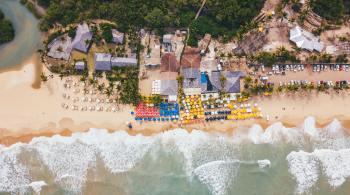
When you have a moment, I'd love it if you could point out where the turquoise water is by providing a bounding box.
[0,0,41,69]
[1,117,350,195]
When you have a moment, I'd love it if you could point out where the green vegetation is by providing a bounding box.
[310,0,345,21]
[39,0,265,41]
[336,54,348,63]
[39,0,200,32]
[40,72,48,82]
[254,47,300,67]
[0,9,15,45]
[46,30,64,45]
[106,67,141,105]
[306,53,344,63]
[36,0,51,8]
[67,26,77,39]
[99,23,116,43]
[189,0,265,43]
[345,0,350,15]
[0,10,4,20]
[20,0,42,19]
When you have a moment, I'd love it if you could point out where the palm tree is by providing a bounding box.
[219,75,227,97]
[104,87,113,97]
[109,81,115,89]
[40,73,48,82]
[97,83,105,92]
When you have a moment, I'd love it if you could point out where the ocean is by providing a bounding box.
[1,117,350,195]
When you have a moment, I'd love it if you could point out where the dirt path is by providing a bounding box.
[28,0,47,16]
[195,0,207,20]
[180,0,207,65]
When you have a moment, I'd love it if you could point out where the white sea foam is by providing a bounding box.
[93,130,155,173]
[287,149,350,194]
[28,129,157,192]
[0,144,31,194]
[286,151,319,194]
[314,149,350,187]
[302,117,319,139]
[235,122,303,145]
[27,181,47,194]
[161,129,232,179]
[1,116,350,194]
[257,159,271,169]
[29,134,97,193]
[194,160,240,195]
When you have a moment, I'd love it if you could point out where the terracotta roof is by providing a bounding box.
[180,47,201,69]
[161,53,179,72]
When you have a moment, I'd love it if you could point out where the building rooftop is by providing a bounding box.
[94,53,111,71]
[71,23,93,53]
[180,47,201,69]
[207,71,245,93]
[111,57,137,67]
[47,35,72,60]
[75,61,86,70]
[163,34,173,44]
[182,68,201,89]
[161,53,179,72]
[290,25,324,52]
[160,80,178,96]
[112,29,124,44]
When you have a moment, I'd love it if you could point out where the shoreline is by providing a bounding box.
[1,115,350,147]
[0,53,42,88]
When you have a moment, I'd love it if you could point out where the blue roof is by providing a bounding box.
[201,72,208,84]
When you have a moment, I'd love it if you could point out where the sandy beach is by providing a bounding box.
[1,59,350,146]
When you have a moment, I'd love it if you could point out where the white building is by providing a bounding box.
[289,25,324,52]
[112,29,124,44]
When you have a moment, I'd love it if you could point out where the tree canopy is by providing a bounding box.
[311,0,345,21]
[0,9,15,45]
[39,0,265,40]
[0,10,4,20]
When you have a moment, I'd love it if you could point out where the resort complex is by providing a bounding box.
[3,0,348,129]
[41,13,350,127]
[3,0,350,194]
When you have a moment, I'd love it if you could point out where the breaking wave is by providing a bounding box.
[0,117,350,194]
